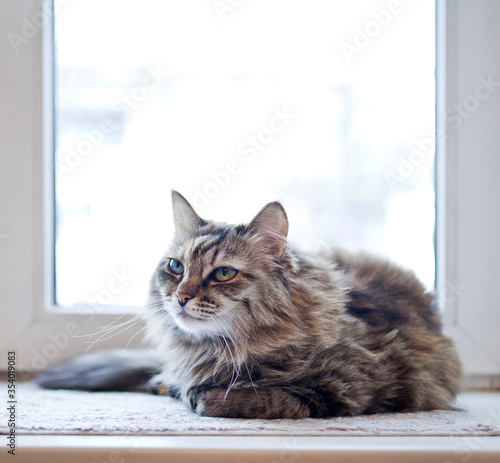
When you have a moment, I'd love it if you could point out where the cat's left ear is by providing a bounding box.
[245,202,289,258]
[171,190,201,235]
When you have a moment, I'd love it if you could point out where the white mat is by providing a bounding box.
[1,382,499,437]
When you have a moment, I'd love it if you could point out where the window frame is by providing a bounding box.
[0,0,140,375]
[1,0,499,382]
[436,0,500,382]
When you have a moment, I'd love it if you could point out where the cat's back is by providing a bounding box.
[326,249,441,332]
[315,249,462,413]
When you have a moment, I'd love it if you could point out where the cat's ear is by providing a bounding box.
[171,190,201,235]
[245,202,289,258]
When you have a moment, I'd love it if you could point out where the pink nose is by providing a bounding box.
[177,292,192,306]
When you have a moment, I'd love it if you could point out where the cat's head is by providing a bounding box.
[149,191,291,341]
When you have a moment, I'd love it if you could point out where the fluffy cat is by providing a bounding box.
[37,191,462,419]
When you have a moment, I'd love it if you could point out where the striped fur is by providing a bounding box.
[140,191,462,419]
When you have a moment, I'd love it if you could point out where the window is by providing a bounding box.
[54,0,436,309]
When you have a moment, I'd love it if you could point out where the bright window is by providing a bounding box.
[54,0,436,308]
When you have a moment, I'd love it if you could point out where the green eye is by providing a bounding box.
[213,266,237,282]
[168,258,184,275]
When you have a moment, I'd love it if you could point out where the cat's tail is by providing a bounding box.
[35,349,161,392]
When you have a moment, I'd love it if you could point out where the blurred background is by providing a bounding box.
[54,0,436,308]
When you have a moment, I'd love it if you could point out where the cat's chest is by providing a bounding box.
[164,342,230,383]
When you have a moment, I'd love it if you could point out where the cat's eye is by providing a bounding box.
[167,258,184,275]
[213,267,237,282]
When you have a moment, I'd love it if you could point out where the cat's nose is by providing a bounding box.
[177,292,192,306]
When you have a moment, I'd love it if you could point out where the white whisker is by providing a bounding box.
[218,318,257,394]
[124,324,147,351]
[71,314,135,339]
[85,318,143,351]
[213,318,240,397]
[72,300,163,341]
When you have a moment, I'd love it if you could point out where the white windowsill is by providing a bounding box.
[14,392,500,463]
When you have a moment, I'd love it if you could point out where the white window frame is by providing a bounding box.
[0,0,140,375]
[436,0,500,385]
[1,0,499,383]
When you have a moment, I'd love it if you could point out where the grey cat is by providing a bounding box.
[37,191,462,419]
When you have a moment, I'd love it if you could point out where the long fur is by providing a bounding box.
[37,192,462,419]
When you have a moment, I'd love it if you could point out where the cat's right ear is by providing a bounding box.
[245,202,289,258]
[171,191,201,235]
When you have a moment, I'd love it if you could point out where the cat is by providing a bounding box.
[36,191,462,419]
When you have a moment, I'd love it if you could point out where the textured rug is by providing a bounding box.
[1,382,499,437]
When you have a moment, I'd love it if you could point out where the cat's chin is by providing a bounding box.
[173,311,223,340]
[177,310,201,323]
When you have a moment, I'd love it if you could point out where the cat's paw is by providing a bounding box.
[191,388,237,417]
[193,388,262,418]
[194,389,219,417]
[194,387,312,419]
[145,376,169,396]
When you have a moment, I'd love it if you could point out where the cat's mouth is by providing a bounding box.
[176,309,202,322]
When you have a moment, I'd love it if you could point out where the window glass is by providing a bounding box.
[54,0,436,308]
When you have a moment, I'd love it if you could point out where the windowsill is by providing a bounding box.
[14,392,500,463]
